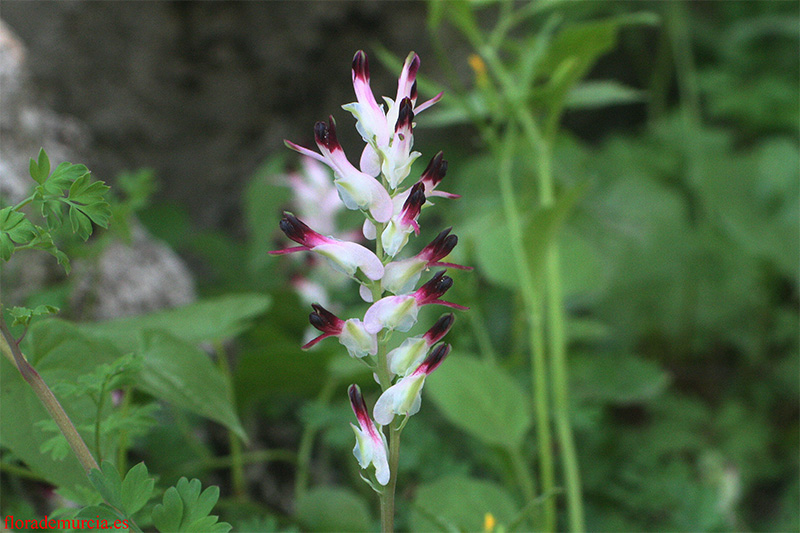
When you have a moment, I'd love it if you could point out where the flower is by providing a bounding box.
[302,304,377,359]
[381,182,425,257]
[285,156,344,235]
[373,343,451,425]
[343,51,442,152]
[387,313,454,376]
[363,271,468,334]
[380,97,421,190]
[269,212,384,281]
[381,227,472,295]
[348,384,390,485]
[285,119,393,223]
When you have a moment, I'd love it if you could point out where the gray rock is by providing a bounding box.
[1,18,195,320]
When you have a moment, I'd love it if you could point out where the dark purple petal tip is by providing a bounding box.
[314,117,339,151]
[420,343,450,374]
[396,97,415,132]
[309,303,344,334]
[353,50,369,80]
[348,384,371,426]
[424,313,455,344]
[279,212,313,245]
[421,152,448,185]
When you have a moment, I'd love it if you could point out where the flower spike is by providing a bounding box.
[276,51,469,500]
[349,384,390,485]
[270,212,384,280]
[373,343,451,425]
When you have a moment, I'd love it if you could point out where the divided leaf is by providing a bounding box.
[120,462,155,516]
[8,305,60,328]
[152,478,231,533]
[0,206,37,261]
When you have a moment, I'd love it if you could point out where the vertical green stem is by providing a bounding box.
[380,421,400,533]
[525,125,585,533]
[215,342,246,499]
[0,316,99,475]
[495,125,555,531]
[116,387,133,471]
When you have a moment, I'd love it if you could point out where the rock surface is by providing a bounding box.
[2,2,433,229]
[1,19,195,319]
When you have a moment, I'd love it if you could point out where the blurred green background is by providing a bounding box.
[1,1,797,531]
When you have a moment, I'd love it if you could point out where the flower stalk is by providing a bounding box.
[273,50,468,532]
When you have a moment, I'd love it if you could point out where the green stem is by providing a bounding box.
[495,125,555,532]
[507,446,537,508]
[215,342,246,499]
[481,30,585,531]
[0,461,51,483]
[94,386,106,463]
[524,117,585,533]
[380,421,401,533]
[0,315,99,475]
[116,387,133,472]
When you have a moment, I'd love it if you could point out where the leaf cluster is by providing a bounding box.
[1,149,111,272]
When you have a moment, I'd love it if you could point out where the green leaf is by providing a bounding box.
[29,148,51,185]
[426,355,531,448]
[120,463,154,515]
[0,207,37,260]
[153,478,230,533]
[40,199,63,230]
[571,352,670,404]
[565,80,646,109]
[539,13,659,110]
[137,330,246,440]
[79,294,271,349]
[466,209,518,289]
[295,487,372,532]
[67,173,112,228]
[48,161,90,191]
[8,305,60,328]
[152,484,184,532]
[411,476,518,532]
[76,504,127,524]
[69,205,94,240]
[88,461,124,510]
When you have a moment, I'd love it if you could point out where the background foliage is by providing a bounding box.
[1,1,797,531]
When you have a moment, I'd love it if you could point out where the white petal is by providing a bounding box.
[313,241,384,281]
[359,284,374,303]
[350,423,373,469]
[373,374,426,426]
[363,295,418,334]
[381,219,413,257]
[333,171,393,223]
[362,219,376,240]
[382,257,427,295]
[339,319,378,358]
[387,337,428,376]
[360,144,381,177]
